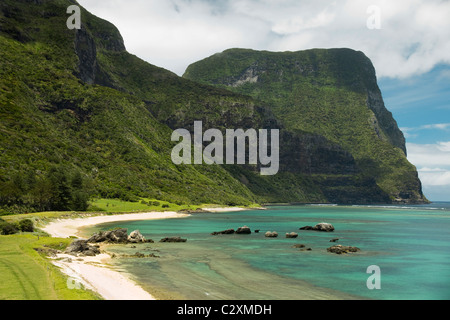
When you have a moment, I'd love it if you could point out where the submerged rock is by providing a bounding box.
[300,223,335,232]
[211,229,235,235]
[159,237,187,243]
[327,245,360,254]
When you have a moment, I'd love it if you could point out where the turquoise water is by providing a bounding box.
[87,203,450,300]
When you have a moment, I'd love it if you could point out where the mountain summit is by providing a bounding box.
[184,48,427,204]
[0,1,427,214]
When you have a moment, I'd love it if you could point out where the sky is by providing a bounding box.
[77,0,450,201]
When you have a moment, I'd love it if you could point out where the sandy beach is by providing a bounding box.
[42,211,191,300]
[41,207,248,300]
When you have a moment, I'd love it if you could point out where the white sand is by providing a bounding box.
[42,211,190,300]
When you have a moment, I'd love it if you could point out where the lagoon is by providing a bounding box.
[85,203,450,300]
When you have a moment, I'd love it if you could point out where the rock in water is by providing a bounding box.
[128,230,146,243]
[265,231,278,238]
[286,232,298,238]
[300,223,335,232]
[159,237,187,243]
[87,228,129,243]
[211,229,235,235]
[313,223,335,232]
[327,245,360,254]
[235,226,251,234]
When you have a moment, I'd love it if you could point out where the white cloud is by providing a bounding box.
[407,142,450,168]
[401,123,450,138]
[77,0,450,77]
[407,142,450,198]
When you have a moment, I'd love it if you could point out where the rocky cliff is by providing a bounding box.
[184,48,427,204]
[0,0,427,212]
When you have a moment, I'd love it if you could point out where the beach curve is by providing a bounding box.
[42,211,191,300]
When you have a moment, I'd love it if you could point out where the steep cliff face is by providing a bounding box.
[0,0,426,209]
[184,48,427,204]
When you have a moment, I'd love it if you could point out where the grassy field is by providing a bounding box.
[0,234,100,300]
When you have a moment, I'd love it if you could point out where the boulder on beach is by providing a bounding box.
[265,231,278,238]
[65,239,101,256]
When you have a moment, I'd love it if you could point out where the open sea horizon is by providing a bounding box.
[84,202,450,300]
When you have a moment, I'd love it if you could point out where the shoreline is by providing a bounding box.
[42,211,192,300]
[41,207,248,300]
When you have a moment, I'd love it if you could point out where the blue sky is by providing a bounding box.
[379,65,450,201]
[77,0,450,201]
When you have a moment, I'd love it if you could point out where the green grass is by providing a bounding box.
[0,234,101,300]
[90,198,199,213]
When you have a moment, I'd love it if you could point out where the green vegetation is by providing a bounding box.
[0,234,100,300]
[0,0,425,225]
[0,0,261,215]
[184,48,427,203]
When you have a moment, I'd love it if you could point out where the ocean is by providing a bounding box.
[84,202,450,300]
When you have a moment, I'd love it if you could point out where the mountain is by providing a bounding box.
[184,48,428,204]
[0,0,261,212]
[0,0,427,214]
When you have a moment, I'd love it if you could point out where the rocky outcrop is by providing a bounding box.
[313,223,335,232]
[65,240,100,257]
[265,231,278,238]
[87,228,129,243]
[211,226,252,235]
[300,223,335,232]
[235,226,251,234]
[286,232,298,238]
[327,245,360,254]
[211,229,235,235]
[128,230,152,243]
[159,237,187,243]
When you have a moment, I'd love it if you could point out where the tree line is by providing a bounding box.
[0,166,91,215]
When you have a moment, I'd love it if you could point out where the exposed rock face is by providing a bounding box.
[87,228,129,243]
[327,245,360,254]
[128,230,148,243]
[183,48,428,204]
[65,240,100,256]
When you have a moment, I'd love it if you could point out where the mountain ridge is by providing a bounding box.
[0,0,427,215]
[183,48,427,204]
